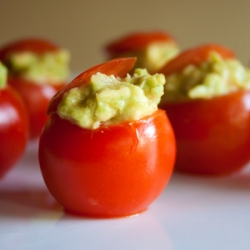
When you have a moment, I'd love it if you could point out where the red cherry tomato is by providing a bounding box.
[0,85,29,178]
[105,31,176,54]
[159,44,235,76]
[39,58,176,217]
[0,38,67,139]
[39,110,175,217]
[159,44,250,175]
[161,91,250,175]
[8,77,64,139]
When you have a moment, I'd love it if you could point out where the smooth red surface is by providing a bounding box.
[47,57,136,115]
[160,90,250,175]
[8,77,64,139]
[39,110,176,217]
[0,85,29,178]
[159,44,235,77]
[105,31,175,54]
[0,38,58,61]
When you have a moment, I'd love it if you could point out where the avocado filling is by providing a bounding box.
[57,68,166,129]
[6,49,70,84]
[118,42,179,73]
[162,52,250,102]
[0,62,7,89]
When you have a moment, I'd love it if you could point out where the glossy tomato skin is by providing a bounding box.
[0,85,29,178]
[105,31,176,54]
[160,90,250,175]
[8,77,64,139]
[39,109,176,217]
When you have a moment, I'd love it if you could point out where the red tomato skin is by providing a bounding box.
[159,44,235,77]
[105,31,176,54]
[8,77,64,139]
[0,85,29,178]
[160,90,250,175]
[39,109,176,217]
[0,38,58,60]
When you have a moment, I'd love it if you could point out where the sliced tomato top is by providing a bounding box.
[47,57,137,115]
[159,44,235,76]
[0,38,59,61]
[105,31,176,54]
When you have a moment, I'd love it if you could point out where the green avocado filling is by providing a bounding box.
[57,68,166,129]
[7,49,70,84]
[0,62,7,89]
[162,51,250,102]
[118,42,179,73]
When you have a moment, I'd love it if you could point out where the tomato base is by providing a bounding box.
[39,110,176,217]
[160,90,250,176]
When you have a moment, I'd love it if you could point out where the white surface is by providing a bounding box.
[0,140,250,250]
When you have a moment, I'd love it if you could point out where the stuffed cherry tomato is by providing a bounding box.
[0,62,29,178]
[105,31,179,73]
[159,44,250,175]
[39,58,176,217]
[0,38,70,139]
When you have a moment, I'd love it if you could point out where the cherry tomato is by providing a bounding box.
[39,58,176,217]
[8,77,64,139]
[105,31,176,54]
[105,31,178,74]
[0,85,29,178]
[161,91,250,175]
[0,38,67,139]
[159,44,250,175]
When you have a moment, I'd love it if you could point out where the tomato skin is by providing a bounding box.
[0,38,58,60]
[105,31,176,54]
[39,109,176,217]
[8,77,64,139]
[159,44,235,77]
[160,90,250,175]
[0,85,29,178]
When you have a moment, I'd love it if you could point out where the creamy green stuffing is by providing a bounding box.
[7,50,70,84]
[0,62,7,89]
[119,42,179,73]
[57,68,165,129]
[162,52,250,102]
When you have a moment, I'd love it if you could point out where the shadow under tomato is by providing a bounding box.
[0,189,63,218]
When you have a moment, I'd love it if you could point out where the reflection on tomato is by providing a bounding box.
[8,77,64,139]
[39,58,176,217]
[0,85,29,178]
[161,91,250,175]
